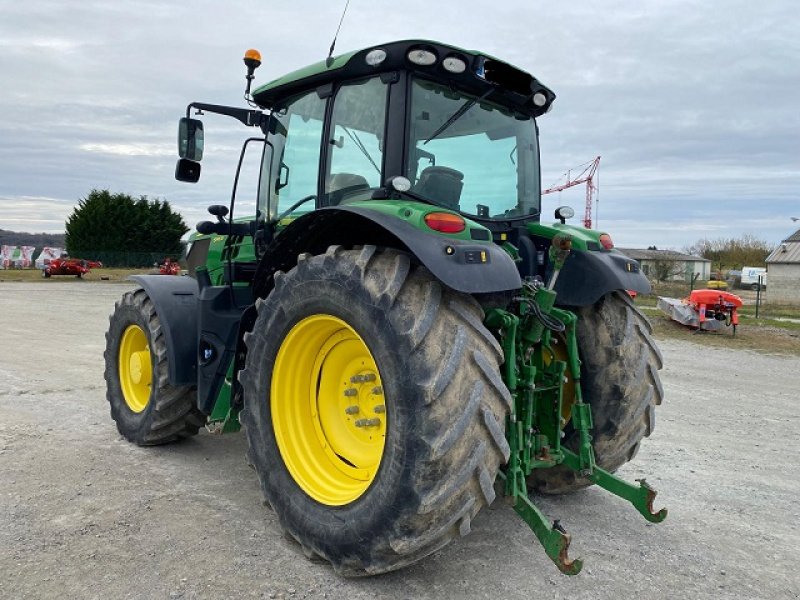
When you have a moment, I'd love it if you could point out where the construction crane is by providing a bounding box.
[542,156,600,229]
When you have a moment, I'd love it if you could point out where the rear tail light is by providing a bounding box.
[599,233,614,250]
[424,212,465,233]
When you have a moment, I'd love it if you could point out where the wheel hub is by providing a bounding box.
[118,325,152,413]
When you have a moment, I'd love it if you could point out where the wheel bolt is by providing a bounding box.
[354,418,381,428]
[343,388,357,397]
[350,373,377,384]
[371,386,383,395]
[344,405,359,415]
[373,405,385,413]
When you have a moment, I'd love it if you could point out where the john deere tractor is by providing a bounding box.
[104,40,666,576]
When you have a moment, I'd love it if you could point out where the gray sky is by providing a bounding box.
[1,0,798,249]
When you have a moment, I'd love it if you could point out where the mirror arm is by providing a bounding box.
[186,102,270,133]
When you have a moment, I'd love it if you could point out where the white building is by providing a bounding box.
[618,248,711,282]
[765,229,800,305]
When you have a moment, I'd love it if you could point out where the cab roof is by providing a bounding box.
[252,39,555,116]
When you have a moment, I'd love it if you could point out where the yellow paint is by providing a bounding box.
[271,314,387,505]
[118,325,152,413]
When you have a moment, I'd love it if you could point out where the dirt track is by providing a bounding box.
[1,281,798,599]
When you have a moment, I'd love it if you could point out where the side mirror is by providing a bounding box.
[178,117,204,161]
[175,158,201,183]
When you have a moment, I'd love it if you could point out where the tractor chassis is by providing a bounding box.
[486,279,667,575]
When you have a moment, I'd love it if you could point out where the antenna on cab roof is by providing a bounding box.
[326,0,351,68]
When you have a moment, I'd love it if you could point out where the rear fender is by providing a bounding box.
[251,206,522,299]
[553,250,651,307]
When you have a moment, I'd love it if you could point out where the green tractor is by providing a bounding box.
[104,40,666,576]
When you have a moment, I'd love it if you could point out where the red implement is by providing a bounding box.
[657,289,743,334]
[687,290,742,328]
[158,258,180,275]
[42,258,102,278]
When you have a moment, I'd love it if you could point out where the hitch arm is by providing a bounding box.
[562,450,668,523]
[497,472,583,575]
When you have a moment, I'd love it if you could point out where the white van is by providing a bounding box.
[740,266,767,290]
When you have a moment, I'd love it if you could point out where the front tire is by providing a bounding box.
[530,291,664,494]
[104,289,204,445]
[240,246,511,576]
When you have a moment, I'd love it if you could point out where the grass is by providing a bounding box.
[648,313,800,356]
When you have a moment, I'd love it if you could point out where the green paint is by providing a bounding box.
[254,51,361,99]
[207,362,241,434]
[348,200,493,243]
[190,228,257,285]
[486,277,667,574]
[527,221,609,251]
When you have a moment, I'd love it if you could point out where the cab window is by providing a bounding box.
[323,77,388,205]
[268,90,326,220]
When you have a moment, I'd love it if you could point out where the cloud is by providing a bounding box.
[78,143,173,157]
[0,0,798,250]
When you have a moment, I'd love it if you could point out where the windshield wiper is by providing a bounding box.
[342,126,381,174]
[423,88,494,145]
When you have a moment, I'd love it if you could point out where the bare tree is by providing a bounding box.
[651,259,686,283]
[684,234,773,271]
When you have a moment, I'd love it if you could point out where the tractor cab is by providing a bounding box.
[178,41,552,249]
[248,41,552,223]
[177,41,647,306]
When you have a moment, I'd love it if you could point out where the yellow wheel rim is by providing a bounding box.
[118,324,153,413]
[271,314,387,506]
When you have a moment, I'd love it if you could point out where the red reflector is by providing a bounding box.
[599,233,614,250]
[424,212,465,233]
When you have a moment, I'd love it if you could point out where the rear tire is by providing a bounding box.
[240,246,511,576]
[530,291,664,494]
[104,289,204,445]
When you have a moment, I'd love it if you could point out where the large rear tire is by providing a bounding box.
[104,288,205,445]
[240,246,511,576]
[530,291,664,494]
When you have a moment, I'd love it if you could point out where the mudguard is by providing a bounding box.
[129,275,198,386]
[252,206,522,299]
[553,250,651,307]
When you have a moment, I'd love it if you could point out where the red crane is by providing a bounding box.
[542,156,600,229]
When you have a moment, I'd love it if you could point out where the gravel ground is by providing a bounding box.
[1,281,798,600]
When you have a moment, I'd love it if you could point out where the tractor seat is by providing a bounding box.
[327,173,370,204]
[414,166,464,209]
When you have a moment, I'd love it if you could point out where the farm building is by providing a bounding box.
[765,229,800,304]
[618,248,711,282]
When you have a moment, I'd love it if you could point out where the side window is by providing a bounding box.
[324,77,388,205]
[269,91,326,219]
